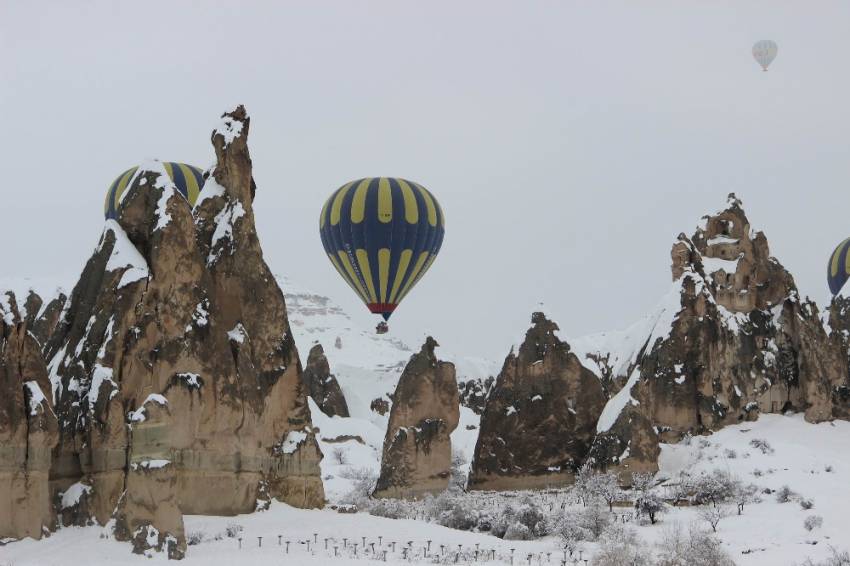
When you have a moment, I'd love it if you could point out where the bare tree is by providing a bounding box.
[698,504,730,533]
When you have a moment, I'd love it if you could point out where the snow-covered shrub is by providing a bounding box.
[734,481,760,514]
[475,512,493,532]
[449,451,468,490]
[775,485,796,503]
[515,497,547,536]
[804,515,824,532]
[749,438,774,454]
[368,499,408,520]
[697,505,730,533]
[225,523,243,538]
[339,466,377,506]
[503,522,532,541]
[555,512,591,555]
[635,492,665,525]
[577,503,613,540]
[631,472,655,493]
[724,448,737,459]
[592,524,653,566]
[800,498,815,510]
[489,505,516,538]
[692,470,738,506]
[825,464,834,473]
[331,447,348,465]
[587,472,622,511]
[655,523,735,566]
[801,547,850,566]
[438,502,478,531]
[187,531,205,546]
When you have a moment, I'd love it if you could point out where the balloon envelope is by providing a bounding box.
[828,238,850,296]
[319,178,445,321]
[752,40,778,71]
[104,162,205,220]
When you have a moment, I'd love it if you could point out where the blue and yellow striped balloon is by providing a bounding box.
[319,178,445,321]
[104,162,205,220]
[828,238,850,295]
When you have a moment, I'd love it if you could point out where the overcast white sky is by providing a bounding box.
[2,1,849,362]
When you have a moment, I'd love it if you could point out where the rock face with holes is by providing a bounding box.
[0,320,58,541]
[586,194,847,483]
[301,344,349,417]
[37,106,323,557]
[468,313,607,491]
[373,337,459,499]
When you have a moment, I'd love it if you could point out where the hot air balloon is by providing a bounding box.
[319,178,445,333]
[104,162,205,220]
[752,40,778,71]
[828,238,850,295]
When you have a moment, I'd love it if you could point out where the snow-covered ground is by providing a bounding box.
[3,414,849,565]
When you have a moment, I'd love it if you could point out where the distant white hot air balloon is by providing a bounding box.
[752,40,778,71]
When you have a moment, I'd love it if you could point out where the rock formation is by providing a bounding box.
[9,106,326,556]
[373,337,459,499]
[301,344,349,417]
[0,288,67,350]
[0,319,58,541]
[470,194,850,489]
[468,313,607,490]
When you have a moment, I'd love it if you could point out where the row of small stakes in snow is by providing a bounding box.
[227,530,629,564]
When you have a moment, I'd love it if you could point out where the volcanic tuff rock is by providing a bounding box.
[0,288,68,350]
[301,343,349,417]
[468,313,607,490]
[21,106,323,557]
[469,194,850,489]
[0,319,58,541]
[373,337,459,499]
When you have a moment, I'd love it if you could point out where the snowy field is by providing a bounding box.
[3,413,849,565]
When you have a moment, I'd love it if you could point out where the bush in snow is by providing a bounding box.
[775,485,796,503]
[187,531,205,546]
[368,499,408,520]
[655,523,735,566]
[489,504,516,538]
[225,523,243,538]
[449,451,468,490]
[339,466,377,506]
[749,438,774,455]
[592,523,653,566]
[515,496,548,536]
[723,448,737,459]
[503,522,532,541]
[576,503,612,540]
[331,447,348,465]
[697,504,730,533]
[804,515,824,532]
[801,547,850,566]
[733,481,760,514]
[691,470,738,507]
[555,513,591,557]
[635,491,665,525]
[800,498,815,510]
[587,471,622,512]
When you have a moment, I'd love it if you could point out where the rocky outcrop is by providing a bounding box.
[586,194,848,480]
[469,313,607,490]
[373,337,459,499]
[301,344,349,417]
[458,376,495,415]
[0,288,67,350]
[467,195,850,490]
[36,106,323,557]
[0,320,58,541]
